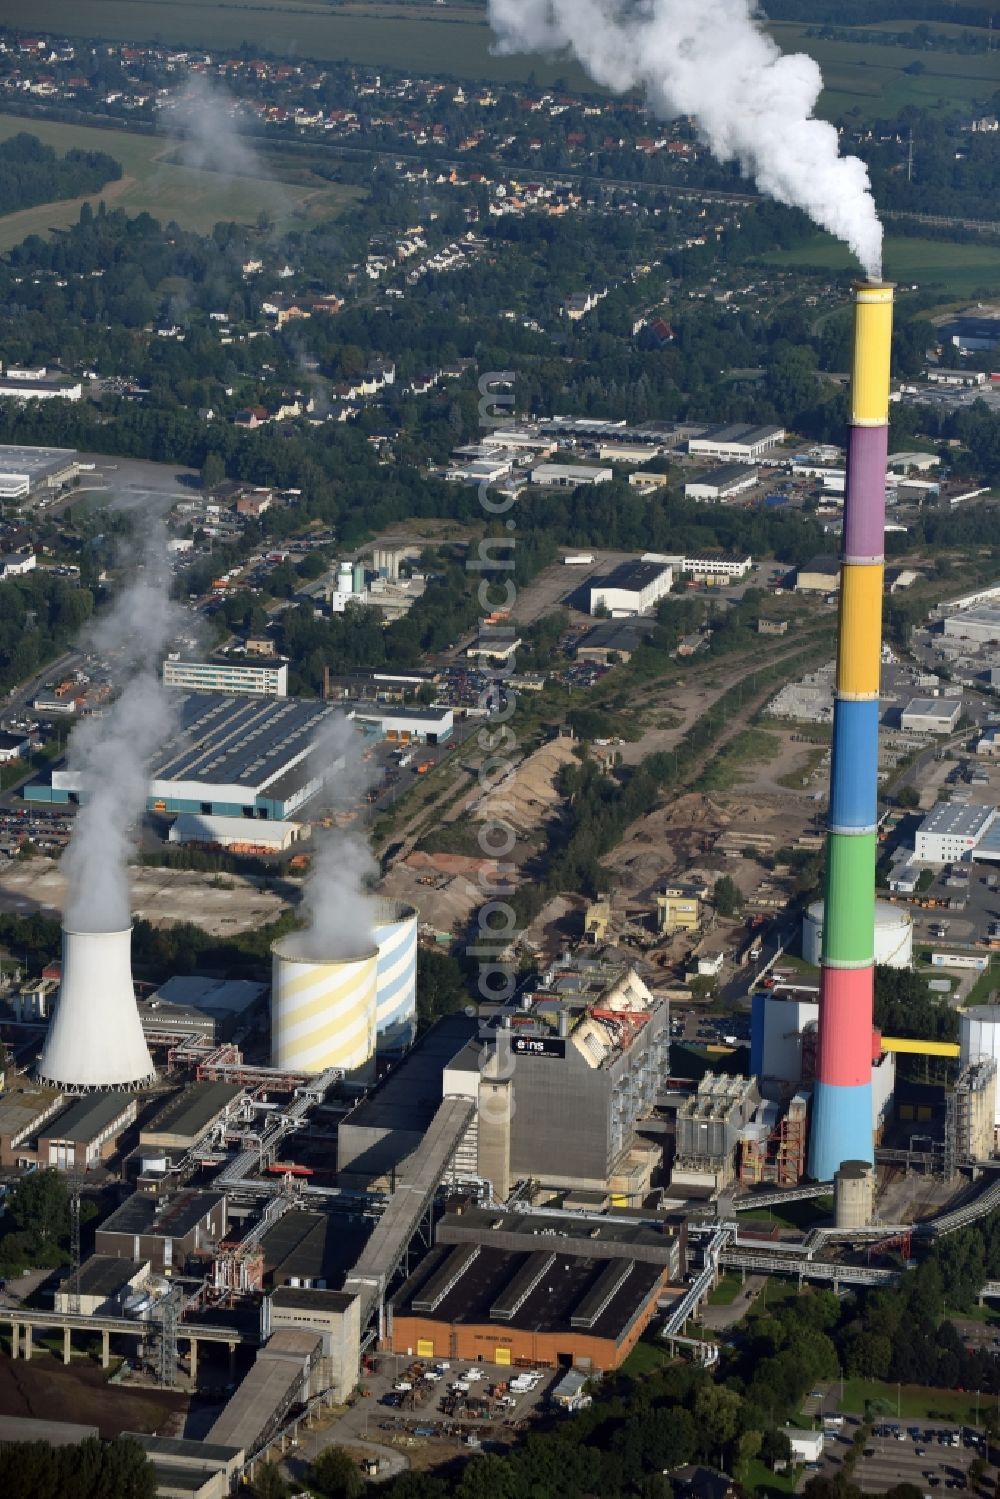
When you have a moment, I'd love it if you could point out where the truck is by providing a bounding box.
[397,752,413,768]
[563,553,595,565]
[416,760,433,774]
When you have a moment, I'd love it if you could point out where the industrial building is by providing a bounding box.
[900,696,962,734]
[162,657,289,698]
[684,464,759,502]
[803,899,913,969]
[914,803,996,863]
[337,1014,478,1189]
[139,1081,246,1154]
[95,1189,228,1274]
[589,560,673,618]
[530,463,613,488]
[167,813,304,855]
[0,1084,64,1168]
[387,1207,683,1372]
[795,556,840,592]
[53,1256,150,1318]
[575,619,650,665]
[348,704,454,745]
[672,1074,760,1192]
[942,608,1000,645]
[32,694,342,820]
[0,443,78,501]
[961,1007,1000,1128]
[36,1092,137,1171]
[687,424,785,464]
[657,887,701,935]
[140,976,268,1045]
[0,371,82,401]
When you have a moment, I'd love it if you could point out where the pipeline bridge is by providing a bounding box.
[0,1307,245,1379]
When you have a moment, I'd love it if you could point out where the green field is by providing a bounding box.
[838,1378,989,1423]
[0,2,994,120]
[761,234,1000,299]
[0,113,361,246]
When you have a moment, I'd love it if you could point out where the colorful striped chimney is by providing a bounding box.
[808,282,894,1182]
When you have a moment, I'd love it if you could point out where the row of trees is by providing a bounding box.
[0,132,121,217]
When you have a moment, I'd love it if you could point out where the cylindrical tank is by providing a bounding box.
[270,938,377,1078]
[372,899,418,1051]
[961,1006,1000,1125]
[352,561,366,595]
[37,927,155,1091]
[803,898,912,970]
[834,1159,875,1228]
[336,561,353,596]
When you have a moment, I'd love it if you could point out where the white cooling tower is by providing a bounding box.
[373,898,418,1051]
[37,927,155,1091]
[271,938,377,1078]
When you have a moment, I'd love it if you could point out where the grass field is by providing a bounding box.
[761,234,1000,299]
[0,3,994,120]
[708,1272,744,1307]
[837,1378,989,1423]
[0,113,361,246]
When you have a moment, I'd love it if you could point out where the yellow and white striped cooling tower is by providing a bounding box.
[372,898,418,1051]
[270,937,378,1078]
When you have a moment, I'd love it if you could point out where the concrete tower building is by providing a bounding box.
[808,282,895,1182]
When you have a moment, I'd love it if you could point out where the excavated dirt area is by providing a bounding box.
[0,1355,187,1438]
[0,860,285,933]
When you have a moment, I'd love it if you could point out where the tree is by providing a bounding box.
[201,451,225,491]
[896,784,920,809]
[7,1168,69,1249]
[713,875,743,918]
[251,1460,289,1499]
[761,1427,793,1470]
[309,1445,365,1499]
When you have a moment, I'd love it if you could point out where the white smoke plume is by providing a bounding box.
[166,73,290,222]
[61,525,183,933]
[487,0,883,281]
[285,714,379,961]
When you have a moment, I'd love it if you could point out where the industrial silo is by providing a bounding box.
[372,899,418,1052]
[270,937,378,1078]
[37,927,155,1091]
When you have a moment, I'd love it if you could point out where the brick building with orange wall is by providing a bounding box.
[387,1208,684,1372]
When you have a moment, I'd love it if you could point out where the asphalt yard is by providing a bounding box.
[810,1421,991,1495]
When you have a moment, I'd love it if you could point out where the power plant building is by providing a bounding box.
[441,958,671,1199]
[960,1007,1000,1126]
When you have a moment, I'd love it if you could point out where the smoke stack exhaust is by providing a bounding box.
[37,926,155,1091]
[807,281,894,1181]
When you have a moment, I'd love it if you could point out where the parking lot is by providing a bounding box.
[809,1420,991,1495]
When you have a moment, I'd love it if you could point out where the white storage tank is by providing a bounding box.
[373,898,418,1051]
[271,937,377,1078]
[803,898,912,969]
[961,1006,1000,1125]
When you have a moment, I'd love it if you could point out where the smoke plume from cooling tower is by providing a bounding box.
[61,524,182,933]
[487,0,883,280]
[286,714,379,961]
[168,74,289,222]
